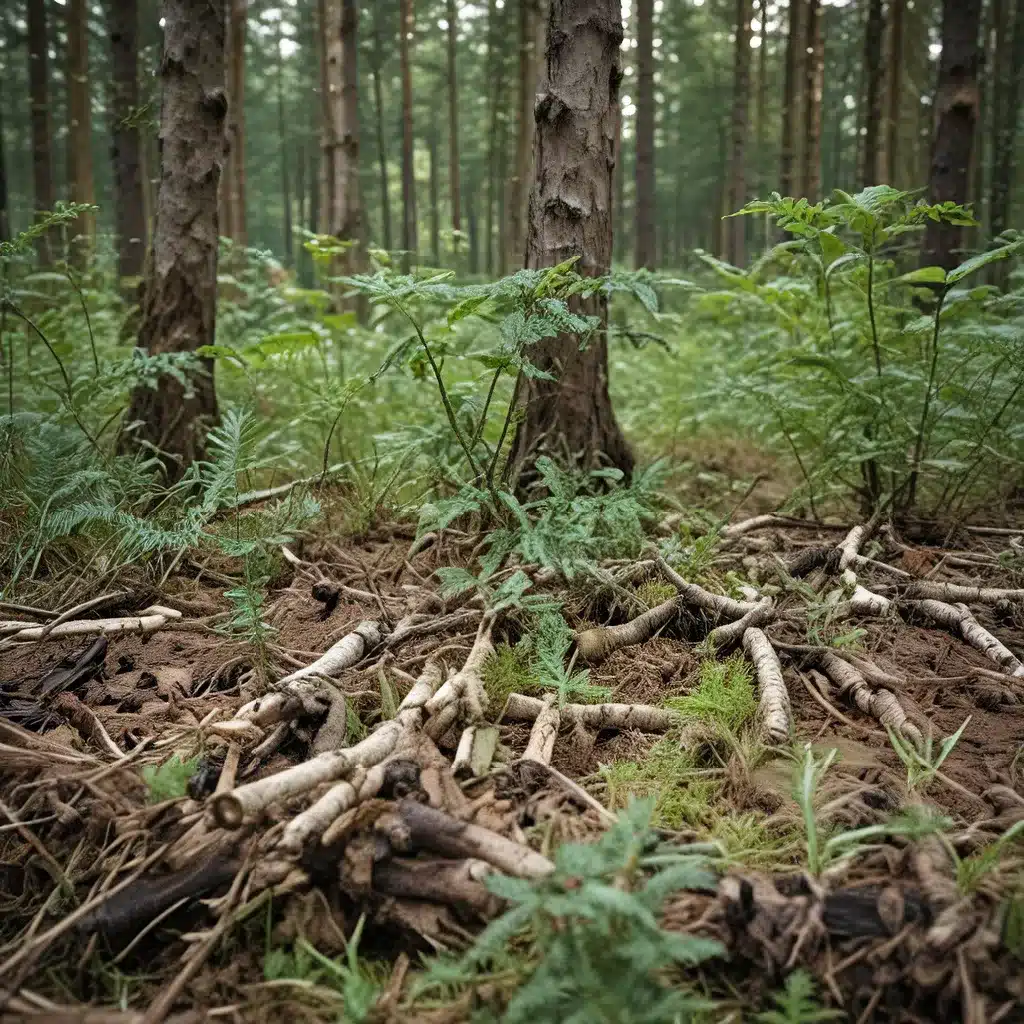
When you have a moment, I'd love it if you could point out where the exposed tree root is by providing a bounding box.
[276,620,383,686]
[522,696,560,765]
[501,692,676,732]
[742,627,791,743]
[910,601,1024,678]
[903,582,1024,605]
[0,605,182,643]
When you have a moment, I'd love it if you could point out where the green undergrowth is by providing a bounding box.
[667,654,758,733]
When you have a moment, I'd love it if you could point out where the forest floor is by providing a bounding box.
[3,461,1024,1022]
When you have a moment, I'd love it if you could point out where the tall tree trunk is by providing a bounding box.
[484,0,506,274]
[106,0,147,286]
[447,0,462,259]
[372,6,392,250]
[27,0,55,265]
[726,0,752,266]
[428,104,441,265]
[634,0,655,269]
[508,0,541,271]
[276,15,292,265]
[509,0,633,486]
[755,0,768,245]
[779,0,803,196]
[990,0,1024,245]
[66,0,96,264]
[886,0,905,185]
[340,0,363,261]
[224,0,246,244]
[399,0,417,270]
[0,85,8,243]
[922,0,983,271]
[321,0,342,240]
[860,0,885,187]
[121,0,227,479]
[801,0,824,199]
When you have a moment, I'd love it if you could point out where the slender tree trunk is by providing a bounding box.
[276,15,292,265]
[755,0,768,242]
[507,0,541,271]
[340,0,363,263]
[27,0,55,265]
[922,0,983,271]
[399,0,417,270]
[319,0,340,237]
[860,0,885,187]
[372,6,392,250]
[801,0,824,199]
[66,0,96,264]
[428,104,441,265]
[106,0,147,286]
[447,0,462,259]
[886,0,905,186]
[779,0,803,196]
[484,0,506,274]
[634,0,655,269]
[990,0,1024,245]
[509,0,633,487]
[224,0,246,244]
[467,175,479,274]
[614,93,625,263]
[726,0,752,266]
[121,0,227,479]
[0,87,8,243]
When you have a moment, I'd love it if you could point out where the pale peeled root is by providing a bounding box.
[911,600,1024,678]
[276,620,382,686]
[452,725,499,779]
[575,595,681,664]
[522,696,560,765]
[849,585,894,617]
[501,692,675,732]
[741,627,791,744]
[0,605,182,642]
[656,555,757,619]
[424,615,494,724]
[904,582,1024,605]
[817,650,923,746]
[706,596,775,651]
[209,720,404,829]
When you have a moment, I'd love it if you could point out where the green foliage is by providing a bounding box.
[482,643,540,709]
[635,579,678,608]
[753,970,842,1024]
[886,716,971,795]
[418,800,723,1023]
[667,655,757,733]
[141,754,200,804]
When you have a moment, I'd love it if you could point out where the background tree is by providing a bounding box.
[446,0,461,261]
[121,0,227,477]
[801,0,824,199]
[725,0,752,267]
[508,0,542,272]
[860,0,885,187]
[66,0,95,263]
[509,0,633,485]
[223,0,247,244]
[634,0,655,270]
[922,0,984,271]
[106,0,147,286]
[990,0,1024,249]
[399,0,416,270]
[27,0,55,265]
[779,0,803,198]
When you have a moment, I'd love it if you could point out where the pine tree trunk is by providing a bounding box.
[990,0,1024,245]
[224,0,246,245]
[801,0,824,199]
[276,15,293,265]
[886,0,905,186]
[0,87,8,243]
[755,0,768,242]
[507,0,541,272]
[726,0,752,266]
[372,6,392,251]
[447,0,462,259]
[509,0,633,488]
[922,0,983,272]
[121,0,227,479]
[634,0,655,269]
[66,0,96,265]
[106,0,147,286]
[399,0,417,270]
[484,0,507,275]
[320,0,340,238]
[860,0,885,187]
[779,0,803,197]
[429,103,440,266]
[340,0,363,263]
[27,0,55,265]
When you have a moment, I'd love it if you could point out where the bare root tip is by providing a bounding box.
[210,793,245,830]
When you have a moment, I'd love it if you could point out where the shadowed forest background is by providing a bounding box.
[3,1,1024,1022]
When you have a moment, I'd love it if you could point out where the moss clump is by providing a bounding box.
[481,643,539,709]
[634,579,677,609]
[666,654,757,733]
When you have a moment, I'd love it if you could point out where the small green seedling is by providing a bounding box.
[887,715,971,795]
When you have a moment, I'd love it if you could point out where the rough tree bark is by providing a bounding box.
[106,0,147,286]
[508,0,633,487]
[990,0,1024,247]
[779,0,803,197]
[372,4,392,250]
[67,0,96,263]
[399,0,417,270]
[0,77,9,243]
[275,14,292,265]
[447,0,462,258]
[340,0,364,263]
[508,0,542,271]
[755,0,768,238]
[428,103,440,265]
[120,0,227,479]
[726,0,752,266]
[922,0,983,272]
[886,0,905,186]
[224,0,246,244]
[322,0,343,239]
[860,0,885,187]
[27,0,55,265]
[801,0,824,199]
[634,0,656,269]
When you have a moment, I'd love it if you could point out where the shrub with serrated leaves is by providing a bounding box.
[416,799,723,1024]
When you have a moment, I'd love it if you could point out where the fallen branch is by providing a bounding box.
[903,582,1024,605]
[452,725,499,779]
[424,615,494,723]
[706,597,775,652]
[742,628,791,744]
[275,620,383,686]
[522,696,559,766]
[277,766,374,856]
[501,693,675,732]
[50,693,125,760]
[910,601,1024,678]
[372,856,496,914]
[656,555,757,619]
[575,595,681,664]
[385,608,482,650]
[3,606,182,642]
